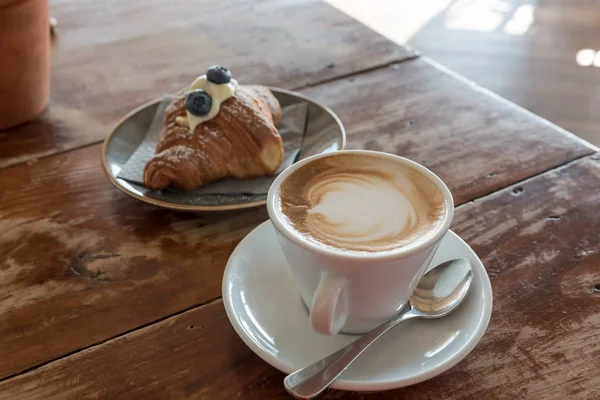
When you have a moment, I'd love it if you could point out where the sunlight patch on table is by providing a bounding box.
[323,0,451,44]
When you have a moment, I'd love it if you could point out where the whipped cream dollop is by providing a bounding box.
[180,74,238,132]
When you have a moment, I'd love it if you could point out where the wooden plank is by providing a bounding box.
[407,0,600,147]
[0,0,412,169]
[301,58,596,205]
[0,56,595,378]
[2,155,600,398]
[0,144,269,379]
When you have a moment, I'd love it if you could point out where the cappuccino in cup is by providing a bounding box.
[267,150,454,335]
[276,153,447,253]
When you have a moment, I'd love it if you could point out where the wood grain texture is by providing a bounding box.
[301,58,596,205]
[0,56,595,379]
[0,0,413,169]
[0,145,271,379]
[408,0,600,147]
[2,155,600,398]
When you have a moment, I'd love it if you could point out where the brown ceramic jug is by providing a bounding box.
[0,0,50,130]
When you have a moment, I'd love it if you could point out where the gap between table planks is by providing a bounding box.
[0,55,596,381]
[1,155,599,399]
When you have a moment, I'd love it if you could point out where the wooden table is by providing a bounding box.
[1,1,599,398]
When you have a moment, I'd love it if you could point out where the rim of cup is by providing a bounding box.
[266,150,455,262]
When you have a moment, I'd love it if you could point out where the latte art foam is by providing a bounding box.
[277,154,447,252]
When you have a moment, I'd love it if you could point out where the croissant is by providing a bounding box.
[143,85,283,191]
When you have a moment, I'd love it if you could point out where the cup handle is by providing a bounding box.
[310,271,349,335]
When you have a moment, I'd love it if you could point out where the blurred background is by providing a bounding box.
[325,0,600,147]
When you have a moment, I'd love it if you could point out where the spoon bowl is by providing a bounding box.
[284,257,473,399]
[409,258,472,318]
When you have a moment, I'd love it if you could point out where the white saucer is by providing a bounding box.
[222,221,493,392]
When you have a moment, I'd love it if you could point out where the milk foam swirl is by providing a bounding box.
[278,154,446,252]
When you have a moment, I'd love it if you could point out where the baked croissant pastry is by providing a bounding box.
[143,66,283,191]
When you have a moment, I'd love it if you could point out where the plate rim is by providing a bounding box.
[101,87,347,212]
[222,221,494,392]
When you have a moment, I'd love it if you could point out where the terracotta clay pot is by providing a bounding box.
[0,0,50,130]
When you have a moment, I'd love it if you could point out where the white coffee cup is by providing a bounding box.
[266,150,454,335]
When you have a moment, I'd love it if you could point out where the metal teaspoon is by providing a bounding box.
[284,257,473,399]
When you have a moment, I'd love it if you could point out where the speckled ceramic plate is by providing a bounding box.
[101,88,346,212]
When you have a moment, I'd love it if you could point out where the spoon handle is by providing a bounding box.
[284,306,420,399]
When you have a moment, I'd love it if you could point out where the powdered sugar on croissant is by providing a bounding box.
[143,84,283,191]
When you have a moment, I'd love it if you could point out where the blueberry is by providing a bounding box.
[185,89,212,116]
[206,65,232,84]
